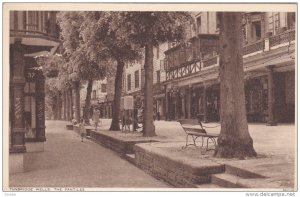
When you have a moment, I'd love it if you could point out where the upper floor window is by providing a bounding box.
[156,46,160,59]
[156,70,161,84]
[287,12,295,30]
[196,16,202,34]
[127,74,131,91]
[101,84,107,93]
[134,70,139,88]
[251,21,261,40]
[92,90,96,99]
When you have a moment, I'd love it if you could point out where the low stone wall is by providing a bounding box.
[90,130,158,155]
[134,143,225,188]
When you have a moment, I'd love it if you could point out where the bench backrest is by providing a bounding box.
[178,119,207,134]
[178,119,204,129]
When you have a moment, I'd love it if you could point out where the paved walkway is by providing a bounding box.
[96,119,296,189]
[98,119,295,158]
[9,121,170,188]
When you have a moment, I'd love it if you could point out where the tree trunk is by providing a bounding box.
[70,88,74,120]
[73,81,81,123]
[214,12,257,158]
[109,60,124,131]
[66,88,70,121]
[142,42,156,137]
[83,79,93,124]
[52,97,57,120]
[63,91,67,120]
[57,91,62,120]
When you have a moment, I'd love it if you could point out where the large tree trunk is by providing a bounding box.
[142,42,156,137]
[109,60,124,131]
[214,12,256,158]
[83,79,93,124]
[73,81,81,123]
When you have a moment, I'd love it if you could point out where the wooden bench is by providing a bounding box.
[178,119,219,150]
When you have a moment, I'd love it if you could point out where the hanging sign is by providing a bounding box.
[123,96,134,110]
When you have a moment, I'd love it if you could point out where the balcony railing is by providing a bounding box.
[243,40,265,56]
[203,55,218,68]
[269,29,295,47]
[165,28,295,81]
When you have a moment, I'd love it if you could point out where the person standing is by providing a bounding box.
[93,109,100,131]
[79,118,86,142]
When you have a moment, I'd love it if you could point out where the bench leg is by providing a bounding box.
[206,137,217,151]
[182,134,198,149]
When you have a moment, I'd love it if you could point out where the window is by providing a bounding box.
[196,16,201,34]
[101,84,107,93]
[127,74,131,91]
[252,21,261,40]
[92,90,96,99]
[134,70,139,88]
[274,12,280,30]
[287,12,295,29]
[156,70,161,84]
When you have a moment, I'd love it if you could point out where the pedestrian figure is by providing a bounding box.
[79,118,86,142]
[93,109,100,131]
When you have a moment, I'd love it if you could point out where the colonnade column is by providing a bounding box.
[10,40,26,153]
[35,70,46,142]
[203,86,208,123]
[267,65,277,126]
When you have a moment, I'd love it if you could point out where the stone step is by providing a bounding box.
[211,173,249,188]
[225,164,266,178]
[195,183,222,188]
[124,153,136,165]
[211,173,280,189]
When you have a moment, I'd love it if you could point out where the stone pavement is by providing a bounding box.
[97,119,296,189]
[9,120,170,188]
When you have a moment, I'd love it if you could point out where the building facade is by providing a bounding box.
[163,12,295,124]
[97,11,295,125]
[9,11,60,173]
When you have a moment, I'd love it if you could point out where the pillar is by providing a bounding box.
[35,70,46,142]
[187,86,192,119]
[165,88,169,120]
[267,65,277,126]
[203,86,208,123]
[10,40,26,153]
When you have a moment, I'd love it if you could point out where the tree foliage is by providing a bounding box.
[113,12,193,136]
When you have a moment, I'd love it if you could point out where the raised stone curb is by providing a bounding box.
[89,130,158,155]
[134,143,225,188]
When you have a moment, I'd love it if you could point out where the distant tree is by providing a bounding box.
[36,53,69,120]
[80,11,142,131]
[57,11,106,123]
[214,12,257,158]
[115,12,193,136]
